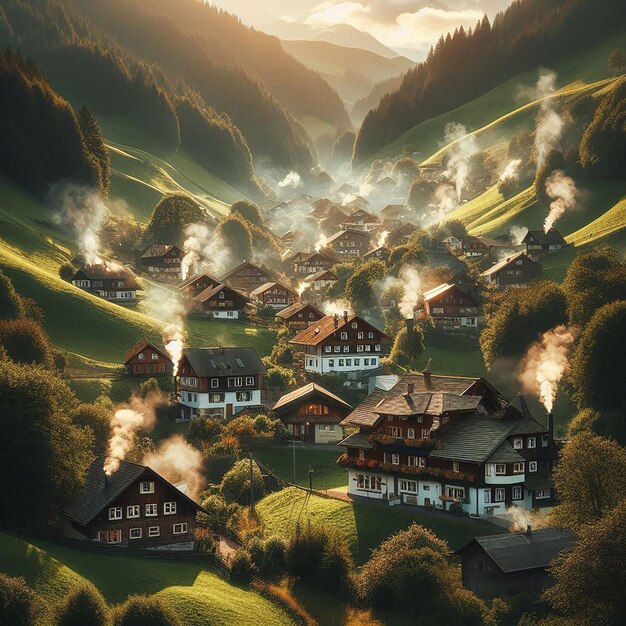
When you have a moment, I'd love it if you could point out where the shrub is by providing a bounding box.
[200,494,230,528]
[0,318,54,368]
[193,527,216,554]
[138,378,160,399]
[230,550,255,583]
[263,536,287,572]
[0,574,41,626]
[188,416,223,447]
[57,585,109,626]
[220,459,265,505]
[0,270,25,320]
[113,595,181,626]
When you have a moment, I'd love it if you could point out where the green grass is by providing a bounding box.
[0,531,295,626]
[257,487,500,564]
[566,193,626,247]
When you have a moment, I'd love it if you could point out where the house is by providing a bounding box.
[461,236,490,258]
[275,301,325,329]
[456,527,576,598]
[179,271,221,301]
[289,251,338,275]
[124,339,173,376]
[443,235,463,252]
[320,205,352,234]
[138,245,185,282]
[62,456,204,548]
[325,228,372,257]
[380,204,408,221]
[192,283,250,319]
[338,372,559,516]
[303,269,338,292]
[272,382,353,444]
[221,261,274,295]
[250,282,297,310]
[388,222,419,247]
[178,347,265,420]
[481,252,543,289]
[71,263,138,302]
[363,246,391,262]
[522,229,567,256]
[423,282,481,330]
[290,312,388,376]
[342,209,381,232]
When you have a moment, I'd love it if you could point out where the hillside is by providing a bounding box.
[306,24,398,59]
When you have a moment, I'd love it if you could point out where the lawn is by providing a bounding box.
[0,531,295,626]
[257,487,500,564]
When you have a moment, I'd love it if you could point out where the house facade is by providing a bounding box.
[289,251,338,275]
[71,264,138,302]
[325,228,372,257]
[363,246,391,262]
[138,245,185,282]
[522,229,567,256]
[178,347,265,419]
[250,282,297,310]
[192,284,250,319]
[342,209,381,232]
[63,457,203,549]
[338,373,559,517]
[290,313,388,376]
[272,382,352,444]
[221,261,274,295]
[275,302,324,329]
[124,339,173,376]
[303,269,338,292]
[179,272,220,301]
[423,282,480,330]
[481,252,543,288]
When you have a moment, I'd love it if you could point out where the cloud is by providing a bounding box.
[305,1,372,28]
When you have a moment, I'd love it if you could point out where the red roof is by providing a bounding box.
[291,314,388,346]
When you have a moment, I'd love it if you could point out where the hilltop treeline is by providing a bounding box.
[0,50,108,197]
[354,0,626,163]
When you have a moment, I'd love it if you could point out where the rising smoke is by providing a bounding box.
[322,299,353,317]
[509,225,529,246]
[544,170,578,233]
[377,230,389,248]
[314,233,328,253]
[517,325,577,413]
[180,223,231,280]
[506,505,549,532]
[499,159,522,182]
[398,266,422,319]
[442,122,480,203]
[278,171,302,189]
[534,69,563,172]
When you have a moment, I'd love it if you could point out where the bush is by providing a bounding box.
[220,459,265,505]
[263,536,287,572]
[230,550,255,583]
[0,574,41,626]
[188,416,223,447]
[193,527,216,554]
[200,493,230,527]
[57,585,109,626]
[0,318,54,368]
[114,595,181,626]
[270,341,294,365]
[0,270,25,320]
[71,403,113,455]
[138,378,160,399]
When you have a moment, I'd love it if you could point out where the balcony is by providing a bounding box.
[484,473,525,485]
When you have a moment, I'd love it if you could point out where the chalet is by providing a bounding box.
[179,271,220,301]
[380,204,408,221]
[388,222,419,247]
[461,236,490,258]
[71,263,138,302]
[289,250,338,275]
[138,245,185,282]
[124,339,173,376]
[325,228,372,257]
[456,527,576,598]
[376,176,398,193]
[303,269,338,292]
[342,195,370,211]
[192,283,250,319]
[339,373,559,517]
[272,383,352,444]
[290,312,388,377]
[275,301,324,329]
[62,457,204,548]
[178,347,265,420]
[342,209,381,232]
[250,282,297,310]
[423,282,480,330]
[320,205,351,234]
[481,252,543,289]
[363,246,391,262]
[221,261,274,295]
[522,229,567,256]
[443,235,463,252]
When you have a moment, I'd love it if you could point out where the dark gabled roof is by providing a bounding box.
[275,301,324,320]
[193,283,250,304]
[304,269,338,282]
[183,347,265,377]
[374,392,482,417]
[457,528,576,573]
[250,282,297,297]
[221,261,274,282]
[522,228,567,245]
[273,382,352,412]
[325,228,372,244]
[486,440,525,463]
[179,271,221,290]
[364,246,391,259]
[64,456,203,526]
[481,252,539,277]
[290,314,388,346]
[339,431,373,450]
[423,282,478,304]
[141,244,181,259]
[72,263,138,285]
[123,338,172,364]
[508,417,548,435]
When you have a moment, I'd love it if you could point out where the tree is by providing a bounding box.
[545,499,626,625]
[388,241,427,270]
[0,361,93,525]
[114,595,181,626]
[608,48,626,75]
[345,260,386,313]
[57,585,110,626]
[138,377,160,399]
[230,200,262,226]
[0,270,25,319]
[270,340,294,365]
[0,574,41,626]
[220,459,265,505]
[72,403,112,455]
[144,194,205,244]
[392,157,421,182]
[187,416,223,448]
[389,325,425,371]
[0,319,54,369]
[551,433,626,527]
[77,105,111,195]
[408,178,435,210]
[216,215,253,263]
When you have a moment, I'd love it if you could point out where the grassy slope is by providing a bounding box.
[257,487,499,564]
[0,532,294,626]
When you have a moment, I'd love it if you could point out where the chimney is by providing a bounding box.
[547,412,554,444]
[422,357,432,387]
[406,382,415,396]
[343,310,348,324]
[104,471,111,488]
[405,317,414,335]
[525,524,532,536]
[333,313,339,328]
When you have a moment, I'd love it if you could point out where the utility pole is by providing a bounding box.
[287,439,298,484]
[309,469,313,492]
[249,452,255,513]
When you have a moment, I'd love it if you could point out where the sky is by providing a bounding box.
[210,0,514,60]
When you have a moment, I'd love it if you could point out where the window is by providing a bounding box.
[148,526,160,537]
[324,346,332,353]
[494,488,505,502]
[371,358,377,366]
[527,436,536,449]
[536,489,551,499]
[340,332,348,340]
[140,481,155,494]
[512,486,523,500]
[334,346,340,353]
[145,504,158,517]
[400,480,417,493]
[421,428,430,438]
[541,434,549,447]
[529,461,538,473]
[495,464,506,475]
[446,486,465,500]
[374,344,381,352]
[391,453,400,465]
[407,428,415,439]
[388,426,402,437]
[138,352,145,361]
[351,322,358,329]
[358,449,365,460]
[164,502,177,515]
[129,528,142,540]
[407,455,417,466]
[108,507,122,520]
[173,523,188,535]
[357,332,364,339]
[356,344,364,352]
[338,359,344,367]
[236,391,253,402]
[484,490,491,504]
[453,461,460,473]
[513,437,523,449]
[513,462,525,474]
[245,376,255,386]
[209,393,223,403]
[328,359,335,367]
[346,359,352,366]
[211,378,219,388]
[127,505,140,519]
[343,345,349,352]
[423,485,430,491]
[356,474,381,491]
[364,359,369,366]
[151,352,159,361]
[228,377,243,388]
[368,332,374,339]
[354,359,360,366]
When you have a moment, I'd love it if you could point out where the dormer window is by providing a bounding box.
[138,353,145,360]
[512,437,523,449]
[151,353,159,360]
[140,481,154,494]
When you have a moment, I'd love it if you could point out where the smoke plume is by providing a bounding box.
[377,230,389,248]
[509,225,529,246]
[278,171,302,189]
[296,281,307,297]
[534,69,563,171]
[398,266,422,319]
[544,170,578,233]
[499,159,522,182]
[180,223,231,280]
[322,299,353,317]
[506,505,549,532]
[442,122,479,203]
[314,233,328,253]
[517,325,577,413]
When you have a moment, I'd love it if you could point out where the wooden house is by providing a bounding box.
[289,251,338,275]
[275,302,324,329]
[342,208,381,232]
[363,246,391,262]
[339,373,559,516]
[178,272,220,301]
[443,235,463,252]
[138,245,185,282]
[481,252,543,289]
[380,204,408,221]
[325,228,372,257]
[221,261,274,295]
[272,383,352,444]
[304,269,338,292]
[178,347,265,420]
[522,229,567,257]
[456,527,576,598]
[192,283,250,319]
[388,222,419,247]
[124,339,173,376]
[71,264,138,302]
[423,282,480,331]
[62,457,204,548]
[250,282,297,310]
[290,312,388,377]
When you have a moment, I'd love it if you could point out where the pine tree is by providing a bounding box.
[77,105,111,195]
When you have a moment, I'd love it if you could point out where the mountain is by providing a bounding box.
[281,40,415,112]
[352,74,407,124]
[307,24,399,59]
